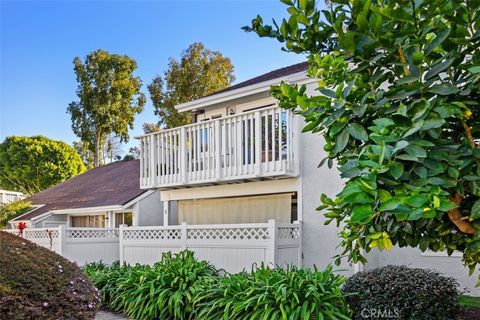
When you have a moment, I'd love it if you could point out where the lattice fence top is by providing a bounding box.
[187,227,269,241]
[123,229,182,241]
[23,229,59,239]
[67,229,119,239]
[277,226,301,239]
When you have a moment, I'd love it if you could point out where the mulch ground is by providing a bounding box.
[457,308,480,320]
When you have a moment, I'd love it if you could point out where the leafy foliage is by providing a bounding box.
[246,0,480,280]
[84,251,218,320]
[142,122,160,134]
[0,231,100,319]
[84,251,350,320]
[148,42,235,128]
[123,146,140,161]
[0,135,86,194]
[0,200,31,229]
[343,265,460,320]
[192,264,350,320]
[68,49,146,167]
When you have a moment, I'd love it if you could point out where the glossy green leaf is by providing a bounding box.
[347,123,369,141]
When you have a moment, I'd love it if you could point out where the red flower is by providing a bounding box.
[18,222,27,236]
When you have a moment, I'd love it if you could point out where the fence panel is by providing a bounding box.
[4,221,302,272]
[63,228,119,265]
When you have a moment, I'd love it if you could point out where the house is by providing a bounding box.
[137,61,479,294]
[9,62,478,294]
[0,189,24,205]
[9,160,163,229]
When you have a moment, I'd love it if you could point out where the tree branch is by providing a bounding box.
[398,46,411,76]
[462,120,478,148]
[448,193,476,235]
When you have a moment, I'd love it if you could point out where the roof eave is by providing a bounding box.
[175,71,312,113]
[9,204,46,222]
[50,205,123,215]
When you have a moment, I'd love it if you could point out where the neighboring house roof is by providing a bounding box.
[175,61,310,112]
[12,160,145,221]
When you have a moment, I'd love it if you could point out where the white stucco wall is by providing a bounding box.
[299,130,355,276]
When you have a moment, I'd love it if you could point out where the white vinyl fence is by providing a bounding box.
[4,220,302,272]
[4,227,120,265]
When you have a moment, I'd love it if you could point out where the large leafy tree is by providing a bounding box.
[68,49,146,167]
[148,42,235,128]
[246,0,480,280]
[0,136,86,194]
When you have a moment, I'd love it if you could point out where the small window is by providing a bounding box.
[115,212,133,227]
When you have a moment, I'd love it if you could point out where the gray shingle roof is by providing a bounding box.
[13,160,145,221]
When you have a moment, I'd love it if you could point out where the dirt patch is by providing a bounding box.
[457,308,480,320]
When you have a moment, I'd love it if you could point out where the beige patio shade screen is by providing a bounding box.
[178,193,292,224]
[71,215,105,228]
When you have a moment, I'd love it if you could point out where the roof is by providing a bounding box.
[174,61,309,113]
[13,160,146,221]
[208,61,309,97]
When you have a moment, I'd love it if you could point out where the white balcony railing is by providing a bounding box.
[138,106,300,189]
[0,190,24,205]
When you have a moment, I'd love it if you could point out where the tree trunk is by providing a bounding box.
[94,132,101,167]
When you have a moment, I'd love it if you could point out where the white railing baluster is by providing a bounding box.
[149,134,155,187]
[278,109,282,171]
[263,110,269,172]
[248,113,255,173]
[216,119,227,179]
[271,109,276,173]
[255,111,261,176]
[180,127,186,183]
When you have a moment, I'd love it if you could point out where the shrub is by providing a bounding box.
[0,230,100,319]
[192,264,350,320]
[84,250,218,320]
[342,265,460,320]
[84,252,351,320]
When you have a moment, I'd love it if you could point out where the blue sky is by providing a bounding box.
[0,0,307,152]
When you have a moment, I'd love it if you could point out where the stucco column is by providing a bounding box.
[163,201,169,226]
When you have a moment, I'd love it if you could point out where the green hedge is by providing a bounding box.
[342,265,460,320]
[84,250,351,320]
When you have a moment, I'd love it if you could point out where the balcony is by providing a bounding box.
[138,106,300,189]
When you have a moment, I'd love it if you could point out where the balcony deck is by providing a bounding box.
[138,106,300,189]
